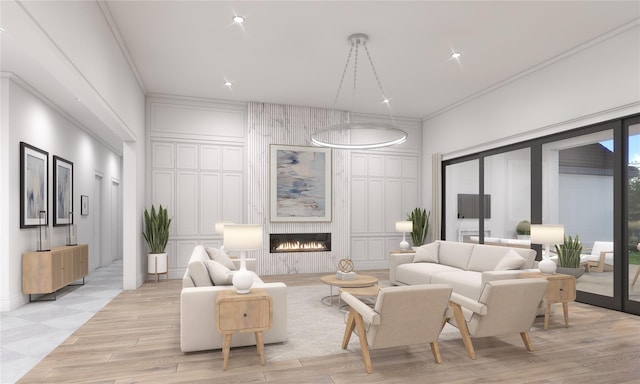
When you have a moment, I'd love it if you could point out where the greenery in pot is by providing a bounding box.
[407,208,430,246]
[143,204,172,254]
[516,220,531,236]
[555,234,583,268]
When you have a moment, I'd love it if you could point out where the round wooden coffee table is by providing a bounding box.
[320,274,378,307]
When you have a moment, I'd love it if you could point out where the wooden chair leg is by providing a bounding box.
[449,301,476,360]
[353,310,373,373]
[342,309,356,349]
[520,332,534,352]
[430,341,442,364]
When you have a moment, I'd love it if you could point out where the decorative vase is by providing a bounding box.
[538,258,557,274]
[556,266,585,279]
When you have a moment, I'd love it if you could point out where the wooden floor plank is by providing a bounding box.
[17,270,640,383]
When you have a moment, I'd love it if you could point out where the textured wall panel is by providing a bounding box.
[200,145,221,170]
[247,102,349,274]
[152,142,174,168]
[176,171,198,235]
[176,144,198,169]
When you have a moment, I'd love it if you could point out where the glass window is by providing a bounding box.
[484,148,531,246]
[628,123,640,303]
[543,130,614,297]
[445,160,482,242]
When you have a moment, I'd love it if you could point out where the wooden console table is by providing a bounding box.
[519,271,576,330]
[215,289,273,370]
[22,244,89,302]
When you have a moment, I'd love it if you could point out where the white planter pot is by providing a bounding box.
[148,253,168,274]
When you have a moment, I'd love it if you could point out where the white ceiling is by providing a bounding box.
[1,1,639,152]
[104,1,639,119]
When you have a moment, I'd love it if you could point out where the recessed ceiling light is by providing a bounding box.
[451,51,462,59]
[224,80,233,87]
[0,26,5,32]
[232,15,245,24]
[382,98,390,104]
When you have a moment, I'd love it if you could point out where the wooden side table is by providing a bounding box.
[215,289,273,370]
[520,272,576,330]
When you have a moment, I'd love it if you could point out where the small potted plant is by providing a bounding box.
[407,208,430,247]
[516,220,531,239]
[555,234,584,279]
[143,204,172,281]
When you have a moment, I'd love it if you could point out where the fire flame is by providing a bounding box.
[275,240,326,251]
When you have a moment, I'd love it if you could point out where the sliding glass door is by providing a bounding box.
[542,130,614,298]
[442,113,640,316]
[627,119,640,310]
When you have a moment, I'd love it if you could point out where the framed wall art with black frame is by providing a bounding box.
[20,142,49,228]
[53,155,73,226]
[81,195,89,216]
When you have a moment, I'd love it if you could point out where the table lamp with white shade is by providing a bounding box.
[396,220,413,250]
[223,224,263,294]
[215,221,234,249]
[530,224,564,274]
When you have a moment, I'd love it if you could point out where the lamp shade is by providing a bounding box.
[530,224,564,245]
[224,224,263,251]
[395,221,413,232]
[215,221,234,234]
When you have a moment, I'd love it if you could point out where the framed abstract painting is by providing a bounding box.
[20,142,49,228]
[270,145,332,222]
[53,155,73,226]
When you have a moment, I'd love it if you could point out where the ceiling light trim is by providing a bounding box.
[311,122,407,150]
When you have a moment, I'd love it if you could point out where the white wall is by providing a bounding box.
[0,76,122,310]
[1,1,147,291]
[423,25,640,215]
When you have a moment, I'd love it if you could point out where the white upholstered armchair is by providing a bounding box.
[341,284,453,373]
[446,278,549,360]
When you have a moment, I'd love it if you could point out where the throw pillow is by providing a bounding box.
[494,249,526,270]
[413,242,440,263]
[206,247,237,270]
[188,259,213,286]
[206,259,234,285]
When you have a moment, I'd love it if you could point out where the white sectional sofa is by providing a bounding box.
[180,245,288,352]
[390,240,537,300]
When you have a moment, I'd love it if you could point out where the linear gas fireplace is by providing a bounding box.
[270,233,331,253]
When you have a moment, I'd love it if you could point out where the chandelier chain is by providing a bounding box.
[332,41,354,106]
[364,44,397,126]
[352,38,360,107]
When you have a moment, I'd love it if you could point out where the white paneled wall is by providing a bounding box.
[147,96,246,277]
[147,96,422,276]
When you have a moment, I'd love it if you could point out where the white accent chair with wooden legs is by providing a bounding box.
[340,284,453,373]
[446,278,549,360]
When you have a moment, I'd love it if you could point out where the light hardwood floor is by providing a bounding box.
[18,271,640,383]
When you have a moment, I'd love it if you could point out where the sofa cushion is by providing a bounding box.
[413,242,440,263]
[494,249,527,270]
[437,241,474,270]
[206,247,237,270]
[188,259,213,287]
[206,259,234,285]
[467,244,511,272]
[431,271,483,301]
[396,263,460,285]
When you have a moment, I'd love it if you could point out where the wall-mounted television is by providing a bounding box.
[457,194,491,219]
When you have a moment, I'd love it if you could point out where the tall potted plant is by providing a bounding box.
[555,234,584,278]
[143,204,172,282]
[407,208,430,247]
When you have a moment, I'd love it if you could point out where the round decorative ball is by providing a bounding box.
[338,258,354,273]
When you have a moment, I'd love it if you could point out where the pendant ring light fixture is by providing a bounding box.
[311,33,407,150]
